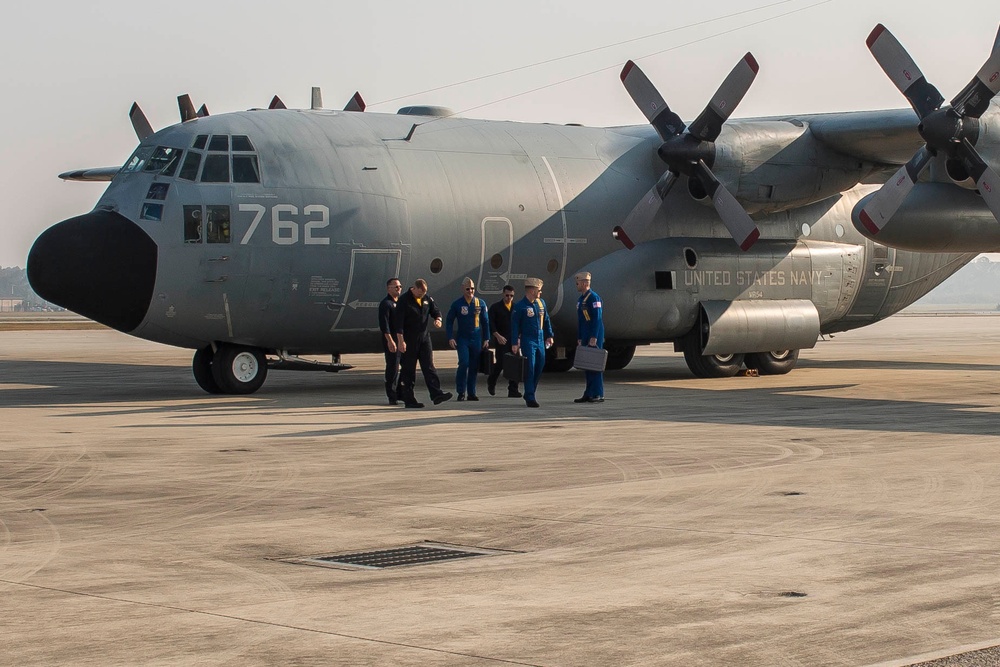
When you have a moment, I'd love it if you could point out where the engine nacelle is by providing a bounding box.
[852,182,1000,252]
[709,120,877,215]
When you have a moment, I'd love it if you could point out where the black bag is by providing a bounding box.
[478,348,494,375]
[503,352,527,382]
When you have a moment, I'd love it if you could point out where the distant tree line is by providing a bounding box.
[0,266,50,310]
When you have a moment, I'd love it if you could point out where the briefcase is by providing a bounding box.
[503,352,527,382]
[478,348,494,375]
[573,345,608,372]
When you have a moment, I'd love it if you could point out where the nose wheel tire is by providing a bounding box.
[745,349,799,375]
[210,344,268,394]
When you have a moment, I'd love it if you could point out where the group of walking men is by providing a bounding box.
[378,272,604,409]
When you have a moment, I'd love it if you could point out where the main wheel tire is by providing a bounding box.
[605,344,636,371]
[682,332,744,378]
[211,344,268,394]
[192,346,223,394]
[745,349,799,375]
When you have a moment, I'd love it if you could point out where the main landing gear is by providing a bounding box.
[192,344,268,395]
[681,329,799,378]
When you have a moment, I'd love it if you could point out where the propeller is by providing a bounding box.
[129,103,153,141]
[614,55,761,251]
[858,24,1000,235]
[343,91,366,112]
[177,94,198,123]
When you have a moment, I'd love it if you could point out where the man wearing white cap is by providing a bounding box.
[510,277,555,408]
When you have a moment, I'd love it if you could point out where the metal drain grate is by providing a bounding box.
[280,542,516,571]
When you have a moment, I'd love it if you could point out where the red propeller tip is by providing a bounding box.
[866,24,886,49]
[744,53,759,74]
[620,60,636,82]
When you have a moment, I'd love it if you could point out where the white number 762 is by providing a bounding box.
[238,203,330,245]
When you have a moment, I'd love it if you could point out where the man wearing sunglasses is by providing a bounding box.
[446,277,490,401]
[486,285,521,398]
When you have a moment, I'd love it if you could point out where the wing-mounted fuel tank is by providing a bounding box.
[708,120,879,215]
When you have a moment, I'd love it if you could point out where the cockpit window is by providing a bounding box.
[232,135,255,152]
[193,135,208,150]
[208,135,229,151]
[232,155,260,183]
[144,147,184,176]
[122,146,154,173]
[178,151,202,181]
[200,154,230,183]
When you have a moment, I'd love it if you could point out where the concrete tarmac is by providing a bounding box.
[3,316,1000,666]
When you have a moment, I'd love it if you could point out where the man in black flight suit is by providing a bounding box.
[394,278,453,409]
[487,285,521,397]
[378,277,403,405]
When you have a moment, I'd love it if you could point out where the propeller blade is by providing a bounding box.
[693,160,760,251]
[129,103,153,141]
[866,24,944,120]
[959,138,1000,223]
[343,91,366,112]
[620,60,685,140]
[196,104,210,118]
[613,172,679,250]
[950,26,1000,118]
[177,94,197,123]
[856,146,933,235]
[687,53,758,142]
[614,188,659,250]
[268,95,287,110]
[311,87,323,110]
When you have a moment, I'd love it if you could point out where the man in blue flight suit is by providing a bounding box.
[446,277,490,401]
[574,272,605,403]
[510,277,555,408]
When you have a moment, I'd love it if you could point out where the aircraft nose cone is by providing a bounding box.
[27,209,158,332]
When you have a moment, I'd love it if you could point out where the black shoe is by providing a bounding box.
[457,394,466,402]
[389,399,399,406]
[405,402,425,409]
[508,390,522,398]
[573,395,590,403]
[433,392,453,405]
[526,400,540,408]
[467,395,479,401]
[591,396,605,403]
[487,382,496,396]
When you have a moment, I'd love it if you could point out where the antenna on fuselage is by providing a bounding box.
[311,87,323,110]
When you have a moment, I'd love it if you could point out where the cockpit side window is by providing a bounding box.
[193,135,208,150]
[123,146,154,173]
[232,155,260,183]
[206,205,231,243]
[144,147,184,175]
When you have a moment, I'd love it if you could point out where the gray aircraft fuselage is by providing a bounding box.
[28,104,986,390]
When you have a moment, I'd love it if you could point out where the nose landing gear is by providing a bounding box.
[192,344,268,394]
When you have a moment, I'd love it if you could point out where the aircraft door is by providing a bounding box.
[477,217,514,296]
[330,249,403,331]
[847,242,896,318]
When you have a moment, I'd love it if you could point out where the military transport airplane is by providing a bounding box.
[26,24,1000,394]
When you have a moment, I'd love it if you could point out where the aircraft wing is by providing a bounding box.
[807,108,923,166]
[58,167,121,182]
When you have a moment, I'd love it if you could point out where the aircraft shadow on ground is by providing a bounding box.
[3,359,995,438]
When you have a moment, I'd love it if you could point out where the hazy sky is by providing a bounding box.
[2,0,997,267]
